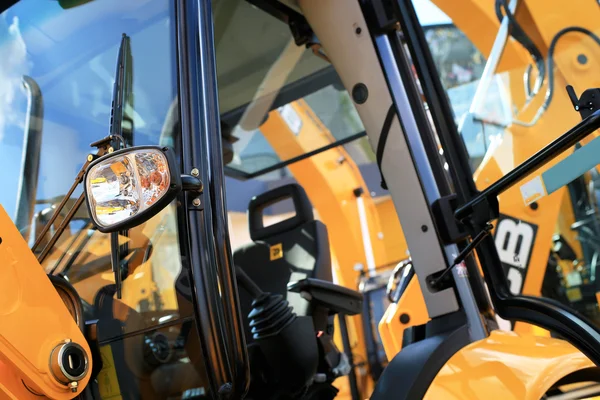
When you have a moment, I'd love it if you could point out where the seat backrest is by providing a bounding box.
[233,184,332,342]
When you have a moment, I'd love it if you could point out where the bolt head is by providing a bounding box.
[192,198,201,206]
[399,313,410,324]
[191,168,200,177]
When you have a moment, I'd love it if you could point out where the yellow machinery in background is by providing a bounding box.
[376,0,600,358]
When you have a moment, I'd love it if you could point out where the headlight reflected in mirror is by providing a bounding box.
[84,146,181,233]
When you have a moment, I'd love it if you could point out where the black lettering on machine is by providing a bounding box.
[493,214,538,295]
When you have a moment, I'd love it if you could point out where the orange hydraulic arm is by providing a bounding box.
[0,205,92,399]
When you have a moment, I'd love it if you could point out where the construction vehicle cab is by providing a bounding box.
[4,0,600,399]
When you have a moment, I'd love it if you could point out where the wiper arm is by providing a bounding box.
[14,76,43,243]
[109,33,133,299]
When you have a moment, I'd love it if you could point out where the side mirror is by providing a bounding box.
[84,145,193,233]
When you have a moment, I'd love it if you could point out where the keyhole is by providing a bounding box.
[68,354,80,370]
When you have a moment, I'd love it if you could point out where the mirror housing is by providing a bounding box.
[57,0,95,9]
[84,145,182,233]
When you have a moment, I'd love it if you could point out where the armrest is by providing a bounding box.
[288,278,363,316]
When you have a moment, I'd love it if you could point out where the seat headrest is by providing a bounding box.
[248,184,314,241]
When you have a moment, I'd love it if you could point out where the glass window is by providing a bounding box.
[418,23,508,170]
[214,0,328,115]
[216,0,504,194]
[0,0,210,397]
[215,1,373,179]
[95,319,210,399]
[423,24,509,168]
[224,83,367,177]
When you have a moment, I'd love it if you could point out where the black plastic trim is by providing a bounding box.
[249,183,314,241]
[339,315,360,400]
[176,0,250,396]
[371,324,470,400]
[0,0,18,13]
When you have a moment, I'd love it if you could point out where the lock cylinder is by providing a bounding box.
[49,341,89,390]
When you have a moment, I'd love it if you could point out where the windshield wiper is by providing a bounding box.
[109,33,133,299]
[111,33,133,145]
[14,76,43,243]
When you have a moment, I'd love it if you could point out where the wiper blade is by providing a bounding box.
[109,33,133,299]
[111,33,134,146]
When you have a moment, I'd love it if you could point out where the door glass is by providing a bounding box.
[95,320,210,399]
[0,0,211,397]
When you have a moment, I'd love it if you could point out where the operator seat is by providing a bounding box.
[233,183,332,341]
[234,184,362,399]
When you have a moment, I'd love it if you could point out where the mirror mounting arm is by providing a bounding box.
[181,175,203,193]
[33,137,113,261]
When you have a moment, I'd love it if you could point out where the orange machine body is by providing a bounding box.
[378,278,429,361]
[0,205,92,399]
[425,330,594,399]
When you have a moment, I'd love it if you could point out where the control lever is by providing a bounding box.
[287,278,363,316]
[235,267,319,395]
[386,259,413,303]
[387,260,414,303]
